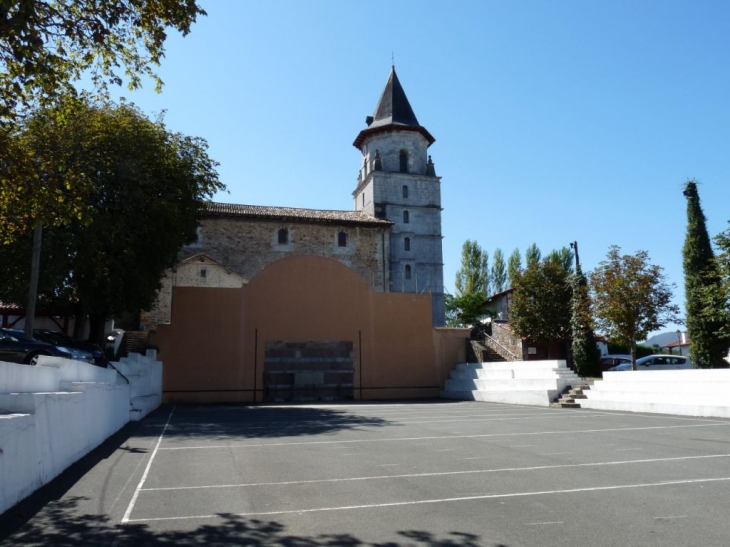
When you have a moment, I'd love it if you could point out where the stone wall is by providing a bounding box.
[142,256,246,329]
[490,320,524,360]
[179,217,388,292]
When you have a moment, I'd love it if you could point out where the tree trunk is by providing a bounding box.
[88,312,107,347]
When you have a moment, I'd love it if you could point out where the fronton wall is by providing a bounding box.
[154,255,466,403]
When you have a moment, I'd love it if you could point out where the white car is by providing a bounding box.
[610,354,693,371]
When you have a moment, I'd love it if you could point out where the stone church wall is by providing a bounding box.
[180,217,390,292]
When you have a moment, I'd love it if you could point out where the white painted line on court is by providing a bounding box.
[157,422,730,451]
[121,405,176,524]
[127,476,730,522]
[654,515,688,520]
[525,521,564,526]
[561,408,730,424]
[140,453,730,492]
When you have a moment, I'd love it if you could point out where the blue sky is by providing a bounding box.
[107,1,730,336]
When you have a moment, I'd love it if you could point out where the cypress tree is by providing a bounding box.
[682,179,729,368]
[571,265,601,377]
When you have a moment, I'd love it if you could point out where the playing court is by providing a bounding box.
[2,401,730,546]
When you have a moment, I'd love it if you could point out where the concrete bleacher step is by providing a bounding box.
[578,369,730,418]
[442,360,583,407]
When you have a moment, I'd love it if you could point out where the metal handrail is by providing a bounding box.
[483,333,521,361]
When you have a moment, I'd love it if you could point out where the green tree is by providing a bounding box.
[696,224,730,349]
[546,247,574,274]
[507,248,522,288]
[590,246,681,368]
[0,99,224,342]
[682,180,730,368]
[445,293,487,328]
[491,248,507,294]
[0,0,206,122]
[570,265,601,377]
[525,243,541,268]
[455,240,489,297]
[509,260,572,344]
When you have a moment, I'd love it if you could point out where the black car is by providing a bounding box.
[0,328,73,365]
[33,329,107,366]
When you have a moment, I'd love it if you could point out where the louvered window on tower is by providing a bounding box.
[405,265,412,280]
[399,150,408,173]
[278,228,288,244]
[403,210,410,224]
[404,237,410,251]
[402,185,408,198]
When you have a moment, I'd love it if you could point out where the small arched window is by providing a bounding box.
[399,150,409,173]
[402,185,409,198]
[405,265,412,280]
[403,210,410,224]
[404,237,411,251]
[278,228,288,244]
[338,231,347,247]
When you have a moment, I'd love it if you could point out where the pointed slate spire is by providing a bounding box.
[354,67,434,148]
[369,67,419,128]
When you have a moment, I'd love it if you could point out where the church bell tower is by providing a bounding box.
[352,67,445,326]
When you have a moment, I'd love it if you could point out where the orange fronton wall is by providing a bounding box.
[155,255,467,403]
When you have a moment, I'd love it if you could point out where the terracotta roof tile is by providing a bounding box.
[205,202,392,227]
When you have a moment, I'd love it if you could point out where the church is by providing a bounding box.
[146,69,462,403]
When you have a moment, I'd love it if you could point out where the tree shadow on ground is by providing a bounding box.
[161,404,396,440]
[1,496,508,546]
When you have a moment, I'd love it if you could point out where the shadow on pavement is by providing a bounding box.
[2,497,508,546]
[162,404,396,440]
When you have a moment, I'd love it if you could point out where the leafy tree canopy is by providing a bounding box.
[507,248,521,288]
[525,243,541,269]
[455,240,489,297]
[590,246,681,366]
[445,292,487,328]
[0,98,224,340]
[491,248,507,294]
[509,259,572,343]
[546,246,574,274]
[0,0,206,122]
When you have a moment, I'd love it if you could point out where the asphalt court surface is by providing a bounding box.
[2,401,730,546]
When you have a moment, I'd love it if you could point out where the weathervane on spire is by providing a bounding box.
[391,50,395,68]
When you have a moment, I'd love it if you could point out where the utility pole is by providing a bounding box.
[24,223,43,340]
[570,241,580,271]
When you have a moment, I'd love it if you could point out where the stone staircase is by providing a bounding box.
[441,360,584,407]
[551,383,593,408]
[468,341,507,363]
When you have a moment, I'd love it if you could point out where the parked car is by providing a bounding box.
[32,329,106,366]
[599,354,632,372]
[0,328,73,365]
[610,354,693,371]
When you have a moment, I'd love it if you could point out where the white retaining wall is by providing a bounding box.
[441,360,582,406]
[0,353,162,515]
[580,369,730,418]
